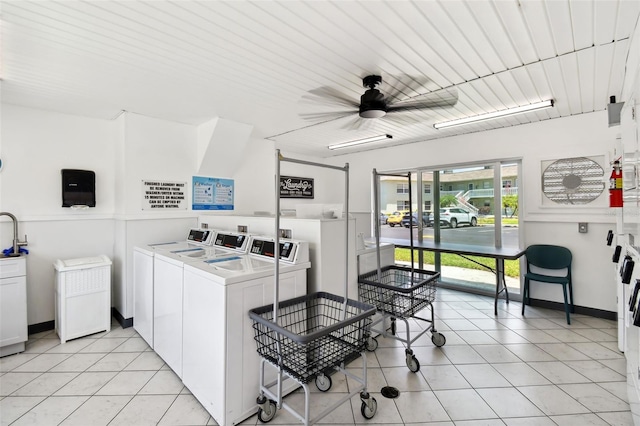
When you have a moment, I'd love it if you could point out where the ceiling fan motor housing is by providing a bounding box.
[359,88,387,118]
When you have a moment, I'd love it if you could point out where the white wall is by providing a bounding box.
[114,113,200,318]
[0,105,348,325]
[223,137,346,215]
[331,111,619,312]
[0,105,118,324]
[1,105,118,216]
[0,93,630,325]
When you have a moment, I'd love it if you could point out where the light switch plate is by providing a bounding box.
[578,222,588,233]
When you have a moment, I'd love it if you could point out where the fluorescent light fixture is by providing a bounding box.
[433,99,554,130]
[328,134,393,150]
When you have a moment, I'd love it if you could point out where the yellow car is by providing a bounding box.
[386,210,408,227]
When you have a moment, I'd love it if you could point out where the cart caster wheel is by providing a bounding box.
[315,374,332,392]
[390,319,397,336]
[360,397,377,419]
[257,399,277,423]
[431,332,446,347]
[365,336,378,352]
[406,355,420,372]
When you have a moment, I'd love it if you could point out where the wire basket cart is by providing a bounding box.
[250,292,376,424]
[359,169,446,373]
[358,265,445,372]
[249,150,378,425]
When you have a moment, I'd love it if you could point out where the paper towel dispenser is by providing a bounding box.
[61,169,96,208]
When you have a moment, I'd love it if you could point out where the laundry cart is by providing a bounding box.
[249,150,378,426]
[359,169,446,372]
[54,255,112,343]
[358,265,444,372]
[250,292,376,424]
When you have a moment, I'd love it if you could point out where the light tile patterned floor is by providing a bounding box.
[0,288,634,425]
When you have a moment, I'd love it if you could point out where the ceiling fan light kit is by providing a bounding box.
[433,99,555,130]
[328,134,393,150]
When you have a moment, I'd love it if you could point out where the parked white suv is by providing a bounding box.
[438,207,478,228]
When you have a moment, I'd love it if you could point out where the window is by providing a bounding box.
[397,184,409,194]
[380,162,521,300]
[397,201,410,210]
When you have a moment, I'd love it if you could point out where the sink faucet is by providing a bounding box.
[0,212,28,255]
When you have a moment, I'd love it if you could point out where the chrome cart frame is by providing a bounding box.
[358,169,446,372]
[249,150,378,425]
[359,265,444,372]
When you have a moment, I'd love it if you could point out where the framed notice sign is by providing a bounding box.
[280,176,314,199]
[192,176,234,210]
[142,180,187,210]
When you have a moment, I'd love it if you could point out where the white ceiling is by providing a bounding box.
[2,0,639,157]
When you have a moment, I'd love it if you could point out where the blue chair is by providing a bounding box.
[521,244,574,324]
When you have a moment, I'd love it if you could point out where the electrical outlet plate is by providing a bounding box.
[578,223,588,233]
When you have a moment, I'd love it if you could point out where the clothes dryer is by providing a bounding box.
[182,236,310,426]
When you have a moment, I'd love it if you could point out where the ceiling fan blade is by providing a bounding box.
[382,74,433,102]
[381,113,425,126]
[300,86,360,109]
[339,116,365,131]
[332,115,382,131]
[299,110,356,122]
[387,87,458,112]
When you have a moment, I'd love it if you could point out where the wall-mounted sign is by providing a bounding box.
[142,180,187,210]
[280,176,314,199]
[192,176,234,210]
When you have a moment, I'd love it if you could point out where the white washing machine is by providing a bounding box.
[133,228,216,348]
[153,230,250,378]
[175,231,251,261]
[182,236,310,426]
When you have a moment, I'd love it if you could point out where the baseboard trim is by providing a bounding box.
[112,308,133,329]
[435,282,616,321]
[28,320,55,335]
[527,298,616,321]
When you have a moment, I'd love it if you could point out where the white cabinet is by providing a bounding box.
[0,256,28,357]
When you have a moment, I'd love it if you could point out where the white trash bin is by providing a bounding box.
[54,255,112,343]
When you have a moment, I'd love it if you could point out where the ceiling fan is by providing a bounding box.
[300,75,458,128]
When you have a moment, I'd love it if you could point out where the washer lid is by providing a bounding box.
[204,256,272,272]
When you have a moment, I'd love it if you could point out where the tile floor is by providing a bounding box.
[0,288,635,425]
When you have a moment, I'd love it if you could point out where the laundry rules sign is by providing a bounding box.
[142,180,187,210]
[280,176,314,199]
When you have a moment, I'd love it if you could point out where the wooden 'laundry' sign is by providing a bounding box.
[280,176,314,199]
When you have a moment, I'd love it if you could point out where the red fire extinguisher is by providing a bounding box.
[610,160,623,208]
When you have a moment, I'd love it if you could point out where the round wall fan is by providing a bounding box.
[542,157,605,205]
[300,75,458,129]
